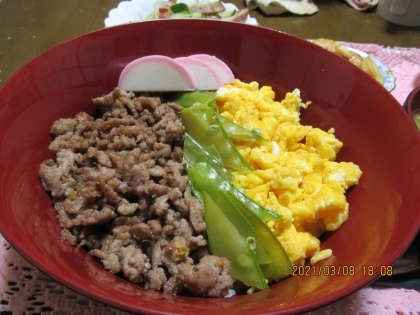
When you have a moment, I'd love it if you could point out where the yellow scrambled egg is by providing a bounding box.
[215,80,362,265]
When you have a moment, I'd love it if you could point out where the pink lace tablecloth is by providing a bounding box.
[1,42,420,315]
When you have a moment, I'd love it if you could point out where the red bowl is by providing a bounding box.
[1,20,420,315]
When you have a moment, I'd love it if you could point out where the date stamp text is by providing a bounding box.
[292,264,393,277]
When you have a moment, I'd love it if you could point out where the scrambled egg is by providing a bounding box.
[215,80,362,265]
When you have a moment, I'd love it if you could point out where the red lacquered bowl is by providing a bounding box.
[1,20,420,315]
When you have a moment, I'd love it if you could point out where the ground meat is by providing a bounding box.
[39,88,233,297]
[177,255,233,298]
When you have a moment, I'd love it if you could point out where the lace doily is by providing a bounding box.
[1,42,420,315]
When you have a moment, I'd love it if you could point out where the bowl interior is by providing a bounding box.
[1,20,420,315]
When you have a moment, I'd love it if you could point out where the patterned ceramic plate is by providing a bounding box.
[345,46,396,92]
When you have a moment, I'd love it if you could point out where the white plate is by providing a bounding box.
[104,0,258,27]
[345,46,396,92]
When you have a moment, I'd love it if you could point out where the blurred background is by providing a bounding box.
[1,0,419,88]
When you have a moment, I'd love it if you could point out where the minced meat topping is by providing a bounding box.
[39,88,233,297]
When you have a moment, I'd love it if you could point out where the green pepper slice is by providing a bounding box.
[226,190,292,281]
[181,103,252,172]
[203,192,268,290]
[187,161,280,222]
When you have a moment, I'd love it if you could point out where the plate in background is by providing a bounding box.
[104,0,258,27]
[345,46,396,92]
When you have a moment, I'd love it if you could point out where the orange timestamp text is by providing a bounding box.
[292,265,356,277]
[292,264,394,277]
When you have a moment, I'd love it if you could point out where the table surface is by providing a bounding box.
[1,0,420,88]
[1,0,420,314]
